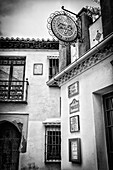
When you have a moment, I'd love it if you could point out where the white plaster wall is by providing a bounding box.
[61,55,113,170]
[20,121,45,169]
[0,49,61,170]
[0,50,60,120]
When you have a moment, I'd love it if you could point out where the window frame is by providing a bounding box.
[0,56,26,101]
[0,56,26,81]
[45,125,61,163]
[49,59,59,79]
[103,92,113,170]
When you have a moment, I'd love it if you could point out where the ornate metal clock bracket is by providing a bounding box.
[61,6,82,46]
[61,6,80,18]
[47,7,82,47]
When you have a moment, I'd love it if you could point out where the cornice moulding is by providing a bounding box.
[0,37,59,50]
[47,32,113,87]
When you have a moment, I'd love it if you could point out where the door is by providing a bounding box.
[0,121,21,170]
[103,92,113,170]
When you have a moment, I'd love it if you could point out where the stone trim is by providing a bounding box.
[0,37,59,50]
[47,55,59,59]
[47,38,113,87]
[43,118,61,126]
[0,113,29,153]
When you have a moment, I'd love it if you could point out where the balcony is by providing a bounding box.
[0,80,29,103]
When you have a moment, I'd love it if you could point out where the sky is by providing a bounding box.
[0,0,99,39]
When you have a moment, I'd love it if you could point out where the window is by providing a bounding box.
[0,56,27,101]
[49,59,59,79]
[103,92,113,170]
[45,126,61,162]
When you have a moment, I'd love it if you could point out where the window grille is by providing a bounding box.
[45,126,61,162]
[49,59,59,79]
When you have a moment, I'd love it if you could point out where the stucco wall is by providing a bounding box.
[61,55,113,170]
[0,49,61,170]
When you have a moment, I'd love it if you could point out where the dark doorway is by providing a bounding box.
[103,92,113,170]
[0,121,21,170]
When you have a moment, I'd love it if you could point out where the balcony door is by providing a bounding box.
[0,121,21,170]
[103,92,113,170]
[0,56,25,101]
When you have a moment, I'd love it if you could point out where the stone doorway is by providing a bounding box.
[0,121,21,170]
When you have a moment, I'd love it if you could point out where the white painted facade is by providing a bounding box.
[61,53,113,170]
[47,16,113,170]
[0,48,61,170]
[0,8,113,170]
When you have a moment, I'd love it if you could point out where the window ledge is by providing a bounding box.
[45,160,61,163]
[0,100,27,104]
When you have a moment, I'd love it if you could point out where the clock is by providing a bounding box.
[51,14,78,42]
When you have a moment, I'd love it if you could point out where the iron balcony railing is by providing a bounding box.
[0,79,29,103]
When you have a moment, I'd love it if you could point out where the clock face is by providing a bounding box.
[51,14,78,42]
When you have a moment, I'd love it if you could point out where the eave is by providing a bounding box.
[0,37,59,50]
[46,32,113,87]
[42,118,61,126]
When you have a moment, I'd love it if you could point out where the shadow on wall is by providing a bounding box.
[21,162,61,170]
[21,162,39,170]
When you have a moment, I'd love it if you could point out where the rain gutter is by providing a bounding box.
[47,32,113,86]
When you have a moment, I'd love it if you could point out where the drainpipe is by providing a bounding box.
[46,32,113,86]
